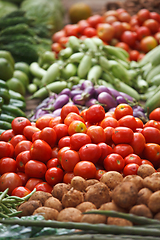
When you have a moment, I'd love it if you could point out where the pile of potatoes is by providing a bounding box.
[17,164,160,226]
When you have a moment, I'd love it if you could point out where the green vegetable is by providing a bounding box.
[0,1,18,18]
[2,104,26,117]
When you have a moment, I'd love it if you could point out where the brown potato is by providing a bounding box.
[111,181,138,209]
[148,190,160,213]
[76,201,97,212]
[85,179,99,188]
[123,175,144,191]
[81,209,107,224]
[57,207,82,222]
[70,176,86,192]
[84,182,110,208]
[99,201,127,213]
[44,196,63,212]
[143,173,160,192]
[154,212,160,220]
[28,191,52,205]
[62,188,84,208]
[129,204,153,218]
[100,171,123,190]
[17,200,42,217]
[33,206,59,220]
[137,164,156,179]
[51,183,71,201]
[107,217,133,226]
[136,187,153,205]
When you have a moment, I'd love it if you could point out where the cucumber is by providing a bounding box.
[2,104,26,117]
[0,113,15,123]
[0,23,33,36]
[9,98,26,111]
[0,88,10,105]
[0,16,34,30]
[2,10,26,18]
[9,89,25,102]
[0,120,12,130]
[0,34,36,44]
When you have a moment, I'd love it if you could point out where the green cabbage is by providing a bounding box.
[0,1,18,18]
[20,0,64,36]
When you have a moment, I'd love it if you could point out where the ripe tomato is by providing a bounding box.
[61,149,80,172]
[52,29,66,42]
[118,11,131,23]
[142,143,160,168]
[137,9,150,23]
[97,142,113,165]
[123,163,139,176]
[73,161,97,179]
[61,104,79,122]
[104,126,114,145]
[46,158,61,169]
[115,42,130,52]
[49,116,62,128]
[14,140,32,157]
[136,26,151,41]
[78,19,91,34]
[30,139,52,163]
[95,169,106,180]
[0,141,14,159]
[23,125,40,141]
[39,127,57,148]
[63,172,75,184]
[104,153,125,172]
[87,14,103,28]
[58,136,71,149]
[0,157,17,175]
[10,134,27,148]
[141,127,160,144]
[64,24,79,37]
[113,143,134,158]
[130,132,146,156]
[144,120,160,130]
[141,159,154,167]
[57,146,70,163]
[25,178,43,191]
[11,117,31,135]
[68,120,87,135]
[124,153,142,166]
[79,143,101,164]
[51,42,63,54]
[97,23,115,42]
[86,104,105,124]
[111,21,125,39]
[150,12,160,23]
[53,124,68,141]
[143,19,159,34]
[0,172,22,195]
[112,127,134,144]
[83,27,97,37]
[32,131,41,142]
[87,125,106,144]
[25,160,47,178]
[51,146,59,158]
[114,104,133,120]
[36,116,54,130]
[34,182,53,193]
[70,133,91,151]
[45,167,64,186]
[0,129,15,142]
[100,117,118,128]
[129,50,140,62]
[17,172,29,186]
[12,186,31,197]
[16,150,31,172]
[103,15,117,24]
[140,36,158,53]
[118,115,137,131]
[64,112,85,126]
[135,117,144,129]
[121,31,136,47]
[149,108,160,121]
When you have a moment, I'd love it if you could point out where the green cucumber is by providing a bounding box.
[1,104,26,117]
[0,120,12,130]
[0,113,15,123]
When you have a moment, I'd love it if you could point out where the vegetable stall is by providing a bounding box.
[1,0,160,239]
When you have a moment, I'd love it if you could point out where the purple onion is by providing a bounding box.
[80,80,93,90]
[94,85,111,97]
[52,108,62,117]
[85,98,97,107]
[116,95,128,104]
[58,88,71,97]
[98,92,117,111]
[73,94,86,106]
[70,90,83,99]
[53,94,69,110]
[119,92,135,102]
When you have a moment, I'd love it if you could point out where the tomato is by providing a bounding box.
[97,142,113,165]
[61,149,80,172]
[137,53,145,61]
[46,158,61,169]
[45,167,64,186]
[14,140,32,157]
[87,14,103,28]
[51,146,59,158]
[57,146,70,163]
[97,23,115,42]
[0,157,17,175]
[149,108,160,121]
[118,115,137,131]
[137,9,150,23]
[142,143,160,168]
[114,104,133,120]
[10,134,27,148]
[141,127,160,144]
[23,125,40,141]
[86,104,105,124]
[0,129,15,142]
[144,120,160,130]
[49,116,62,128]
[51,42,63,54]
[12,186,31,197]
[136,26,151,41]
[53,123,68,141]
[116,8,127,15]
[25,178,43,191]
[32,131,41,142]
[64,112,85,126]
[115,42,130,52]
[80,108,88,122]
[0,141,14,159]
[11,117,31,135]
[16,150,31,172]
[141,159,154,167]
[83,27,97,37]
[104,15,117,24]
[150,12,160,23]
[124,153,142,166]
[103,10,119,19]
[130,132,146,156]
[58,36,69,48]
[17,172,29,186]
[95,169,106,180]
[104,153,125,172]
[34,182,53,193]
[0,172,22,195]
[140,36,158,53]
[73,161,97,179]
[122,22,131,31]
[112,127,134,144]
[25,160,47,178]
[154,32,160,44]
[30,139,52,163]
[104,126,114,145]
[79,143,101,164]
[58,136,70,149]
[129,50,140,62]
[118,11,131,23]
[135,117,144,129]
[63,172,75,184]
[68,120,87,136]
[111,21,125,39]
[36,116,54,130]
[39,127,57,148]
[121,31,136,48]
[100,117,118,128]
[113,143,134,158]
[70,133,91,151]
[143,19,159,34]
[123,163,139,176]
[61,104,79,123]
[64,24,79,37]
[86,125,106,144]
[52,29,66,43]
[78,19,91,34]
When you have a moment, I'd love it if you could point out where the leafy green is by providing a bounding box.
[0,1,18,18]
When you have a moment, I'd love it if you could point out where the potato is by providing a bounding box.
[100,171,123,190]
[33,206,59,220]
[154,212,160,220]
[28,191,52,205]
[136,187,153,205]
[143,173,160,192]
[52,183,71,201]
[62,188,84,208]
[129,204,153,218]
[76,201,97,212]
[99,201,127,213]
[107,217,133,226]
[148,190,160,213]
[57,207,82,222]
[44,196,63,212]
[111,181,138,209]
[137,164,156,179]
[17,200,42,217]
[123,175,144,191]
[81,209,107,224]
[70,176,86,192]
[85,179,99,188]
[84,182,110,208]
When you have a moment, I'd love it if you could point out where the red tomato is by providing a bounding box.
[61,149,80,172]
[97,23,115,42]
[130,132,146,156]
[124,153,142,166]
[80,108,88,122]
[121,30,136,48]
[144,120,160,130]
[150,12,160,23]
[0,141,14,159]
[52,29,66,42]
[95,169,106,180]
[138,53,145,61]
[118,115,137,131]
[11,117,31,135]
[51,42,63,54]
[154,32,160,44]
[140,36,158,53]
[0,157,17,175]
[141,159,154,167]
[70,133,91,151]
[17,172,29,186]
[123,163,139,176]
[12,186,31,197]
[73,161,97,179]
[118,11,131,23]
[58,36,69,48]
[135,118,144,129]
[103,10,119,19]
[0,129,15,142]
[49,116,62,128]
[137,9,150,23]
[142,143,160,168]
[14,140,32,157]
[83,27,97,37]
[34,182,53,193]
[58,136,71,149]
[143,19,159,34]
[45,167,64,186]
[112,127,134,144]
[149,108,160,121]
[23,125,40,141]
[87,14,103,28]
[57,146,70,163]
[25,160,47,178]
[53,123,68,141]
[87,125,106,144]
[97,142,113,165]
[46,158,61,169]
[16,150,31,172]
[86,104,105,124]
[63,172,75,184]
[10,134,27,148]
[39,127,57,148]
[64,112,85,126]
[78,19,91,34]
[104,126,114,145]
[129,50,140,62]
[61,104,79,123]
[141,127,160,144]
[68,120,87,136]
[36,116,54,130]
[30,139,52,163]
[113,143,134,158]
[51,146,59,158]
[122,22,131,31]
[64,24,79,37]
[115,42,130,52]
[103,15,118,24]
[32,131,41,142]
[25,178,43,191]
[104,153,125,172]
[0,172,22,195]
[79,143,101,164]
[136,26,151,41]
[100,117,118,128]
[114,104,133,120]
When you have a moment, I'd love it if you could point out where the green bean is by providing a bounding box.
[0,188,9,202]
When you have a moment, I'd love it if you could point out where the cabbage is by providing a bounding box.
[20,0,64,36]
[0,1,18,18]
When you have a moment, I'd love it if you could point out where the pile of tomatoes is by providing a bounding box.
[0,103,160,197]
[52,8,160,61]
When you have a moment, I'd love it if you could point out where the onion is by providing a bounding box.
[98,92,117,111]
